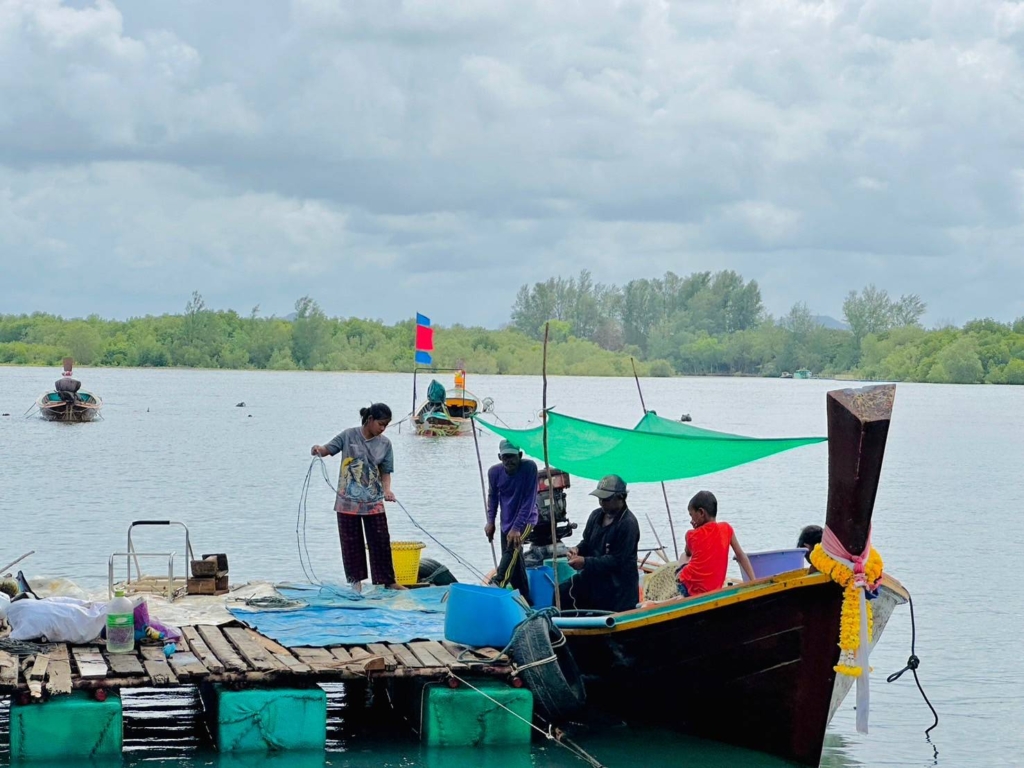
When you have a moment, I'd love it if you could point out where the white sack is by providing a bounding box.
[6,596,108,644]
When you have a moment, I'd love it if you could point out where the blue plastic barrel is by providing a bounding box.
[444,584,529,648]
[527,566,556,609]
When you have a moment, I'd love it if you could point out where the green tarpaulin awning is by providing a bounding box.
[475,411,826,483]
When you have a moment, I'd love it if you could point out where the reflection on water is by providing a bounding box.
[2,367,1023,766]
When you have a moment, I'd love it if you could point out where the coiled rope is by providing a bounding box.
[299,457,490,587]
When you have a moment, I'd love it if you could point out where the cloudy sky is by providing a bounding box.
[2,0,1023,328]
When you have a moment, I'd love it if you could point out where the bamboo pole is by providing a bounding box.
[0,551,34,575]
[542,322,562,611]
[471,417,500,570]
[630,358,679,560]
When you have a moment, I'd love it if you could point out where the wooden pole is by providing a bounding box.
[630,358,679,560]
[471,417,500,570]
[0,551,34,575]
[542,322,562,611]
[411,367,418,426]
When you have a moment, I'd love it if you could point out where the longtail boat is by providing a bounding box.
[414,370,482,436]
[478,385,904,766]
[36,390,103,422]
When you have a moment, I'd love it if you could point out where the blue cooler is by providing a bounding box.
[444,583,529,648]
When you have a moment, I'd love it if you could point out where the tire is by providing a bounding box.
[510,614,586,721]
[417,557,458,586]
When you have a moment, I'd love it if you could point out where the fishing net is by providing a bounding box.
[426,380,447,404]
[476,411,825,483]
[643,564,682,602]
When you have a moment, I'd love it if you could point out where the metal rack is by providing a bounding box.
[108,520,195,601]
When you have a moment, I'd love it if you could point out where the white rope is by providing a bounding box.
[510,654,558,675]
[447,672,606,768]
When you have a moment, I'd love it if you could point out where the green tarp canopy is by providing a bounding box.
[475,411,826,483]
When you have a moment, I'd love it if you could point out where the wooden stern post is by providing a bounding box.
[824,384,895,555]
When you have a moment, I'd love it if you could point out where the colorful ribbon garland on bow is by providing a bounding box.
[809,526,884,734]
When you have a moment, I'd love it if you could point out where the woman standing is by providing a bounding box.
[311,403,405,592]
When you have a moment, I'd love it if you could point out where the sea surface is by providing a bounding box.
[1,367,1022,767]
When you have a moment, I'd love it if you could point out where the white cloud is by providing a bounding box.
[1,0,1024,326]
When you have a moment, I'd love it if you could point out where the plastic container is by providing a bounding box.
[420,680,533,746]
[740,549,809,581]
[527,566,557,609]
[444,584,528,648]
[106,589,135,654]
[391,541,426,585]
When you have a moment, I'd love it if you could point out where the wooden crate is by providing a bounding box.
[187,574,229,595]
[191,556,219,577]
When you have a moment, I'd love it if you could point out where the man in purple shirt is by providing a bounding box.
[486,439,539,603]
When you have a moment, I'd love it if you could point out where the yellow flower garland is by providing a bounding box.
[809,543,883,677]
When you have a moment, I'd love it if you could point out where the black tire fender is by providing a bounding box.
[510,614,586,721]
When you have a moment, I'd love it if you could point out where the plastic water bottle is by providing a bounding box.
[106,590,135,654]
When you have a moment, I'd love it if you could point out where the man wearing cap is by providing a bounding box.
[486,439,539,603]
[558,474,641,613]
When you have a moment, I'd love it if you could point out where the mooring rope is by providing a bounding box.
[447,671,606,768]
[300,456,491,587]
[886,588,939,736]
[393,499,490,583]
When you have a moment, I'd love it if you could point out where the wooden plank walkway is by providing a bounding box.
[0,624,509,695]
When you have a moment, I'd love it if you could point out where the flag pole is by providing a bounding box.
[543,322,562,611]
[631,357,679,560]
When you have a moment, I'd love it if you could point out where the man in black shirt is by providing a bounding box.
[558,474,640,613]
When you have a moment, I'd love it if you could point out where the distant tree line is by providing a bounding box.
[510,270,1024,384]
[0,292,646,378]
[2,277,1024,384]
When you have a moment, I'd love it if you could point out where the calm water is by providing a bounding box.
[1,367,1022,767]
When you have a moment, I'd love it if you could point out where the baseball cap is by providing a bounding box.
[498,439,521,457]
[590,474,627,499]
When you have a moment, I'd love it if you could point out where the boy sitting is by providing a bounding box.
[677,490,755,597]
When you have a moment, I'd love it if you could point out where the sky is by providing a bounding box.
[2,0,1023,329]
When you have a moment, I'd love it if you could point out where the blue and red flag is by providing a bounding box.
[415,313,433,365]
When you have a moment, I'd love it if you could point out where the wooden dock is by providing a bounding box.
[0,623,511,699]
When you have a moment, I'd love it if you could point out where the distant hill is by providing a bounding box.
[814,315,849,331]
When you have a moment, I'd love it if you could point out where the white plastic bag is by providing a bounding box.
[6,596,108,644]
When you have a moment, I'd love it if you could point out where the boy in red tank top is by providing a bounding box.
[677,490,755,597]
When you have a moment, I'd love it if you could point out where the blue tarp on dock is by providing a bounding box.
[226,583,448,647]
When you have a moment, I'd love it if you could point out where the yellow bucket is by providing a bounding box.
[391,541,426,585]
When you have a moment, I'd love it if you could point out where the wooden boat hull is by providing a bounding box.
[414,416,473,437]
[560,571,907,766]
[36,392,102,422]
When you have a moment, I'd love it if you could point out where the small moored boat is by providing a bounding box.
[36,390,103,422]
[414,371,482,437]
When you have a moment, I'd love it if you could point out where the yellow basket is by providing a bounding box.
[391,541,426,585]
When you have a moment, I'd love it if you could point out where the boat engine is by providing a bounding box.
[525,468,577,565]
